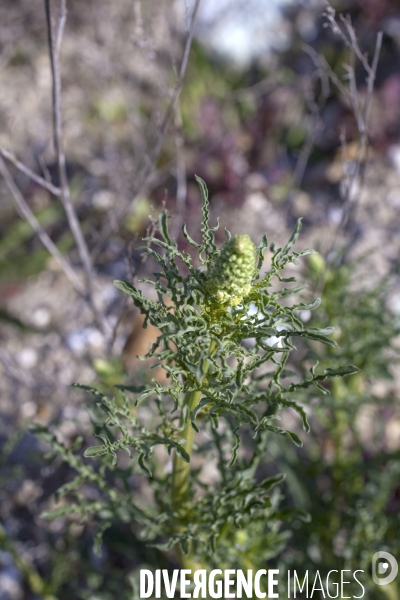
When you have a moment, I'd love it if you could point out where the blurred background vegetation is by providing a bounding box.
[1,0,400,598]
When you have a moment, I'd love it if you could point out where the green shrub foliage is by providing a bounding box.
[32,176,358,569]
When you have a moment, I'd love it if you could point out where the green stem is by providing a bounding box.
[171,343,217,570]
[171,386,208,571]
[171,342,216,512]
[171,388,202,510]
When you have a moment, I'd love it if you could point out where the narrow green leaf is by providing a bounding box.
[278,218,303,259]
[175,443,190,463]
[285,431,303,447]
[182,222,202,248]
[229,428,241,467]
[138,453,152,477]
[159,211,173,246]
[41,505,79,520]
[324,365,360,378]
[84,445,108,458]
[259,473,286,491]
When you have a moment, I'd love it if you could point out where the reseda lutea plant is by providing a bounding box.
[34,176,358,569]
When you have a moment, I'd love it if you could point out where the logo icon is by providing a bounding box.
[372,551,398,586]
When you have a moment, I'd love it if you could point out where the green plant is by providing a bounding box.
[32,176,358,578]
[274,259,400,599]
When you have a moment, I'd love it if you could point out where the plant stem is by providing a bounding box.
[171,389,202,510]
[171,343,216,511]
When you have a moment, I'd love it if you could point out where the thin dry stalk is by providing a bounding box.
[310,3,383,294]
[44,0,107,334]
[326,29,383,263]
[303,44,349,99]
[170,103,187,240]
[0,147,61,196]
[0,156,85,295]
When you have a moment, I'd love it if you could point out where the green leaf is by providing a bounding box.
[84,445,108,458]
[279,398,310,432]
[72,383,106,401]
[182,223,202,248]
[159,211,174,246]
[285,431,303,447]
[41,505,80,520]
[259,473,286,491]
[138,452,152,477]
[272,507,311,523]
[324,365,360,377]
[195,174,217,259]
[256,234,269,270]
[229,428,240,467]
[294,298,321,311]
[113,279,138,296]
[175,443,190,463]
[277,218,302,260]
[94,521,112,556]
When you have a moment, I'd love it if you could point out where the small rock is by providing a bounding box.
[32,306,51,328]
[20,402,37,419]
[92,190,116,210]
[327,207,343,224]
[66,327,104,355]
[15,348,37,369]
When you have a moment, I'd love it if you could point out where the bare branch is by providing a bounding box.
[302,44,349,99]
[0,147,61,196]
[309,7,383,292]
[323,3,350,48]
[170,103,187,240]
[55,0,67,54]
[327,30,382,264]
[44,0,107,333]
[363,31,383,130]
[0,156,85,296]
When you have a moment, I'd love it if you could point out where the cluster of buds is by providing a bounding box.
[206,234,256,307]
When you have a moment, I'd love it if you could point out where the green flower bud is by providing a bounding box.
[206,234,256,306]
[308,253,326,276]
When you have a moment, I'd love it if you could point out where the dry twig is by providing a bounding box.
[0,156,85,295]
[309,2,383,295]
[44,0,107,334]
[323,9,383,262]
[170,103,187,240]
[0,147,61,196]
